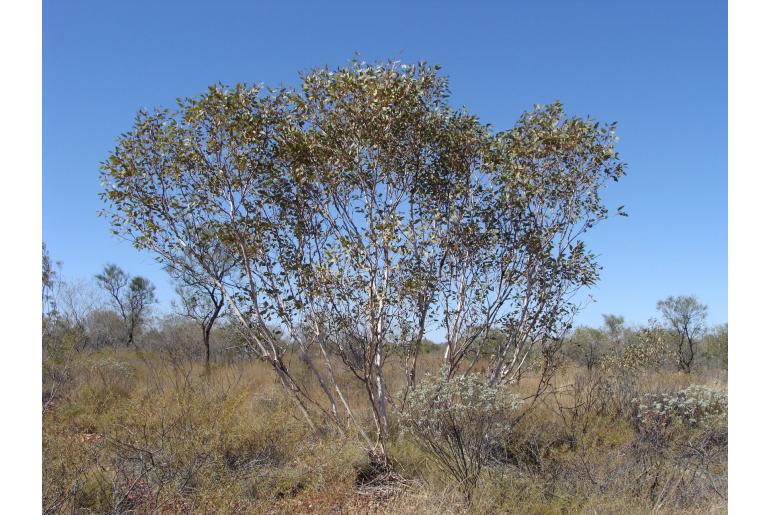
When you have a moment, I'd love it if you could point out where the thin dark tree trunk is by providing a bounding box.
[203,327,211,374]
[202,297,223,374]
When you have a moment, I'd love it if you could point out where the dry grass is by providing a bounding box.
[42,348,727,514]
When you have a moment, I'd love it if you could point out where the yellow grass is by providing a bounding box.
[42,348,727,514]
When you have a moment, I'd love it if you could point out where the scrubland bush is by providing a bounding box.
[85,309,125,349]
[41,262,726,510]
[634,385,727,429]
[390,370,726,514]
[566,327,607,371]
[42,318,87,411]
[599,323,675,372]
[703,324,728,369]
[625,383,728,511]
[400,372,521,498]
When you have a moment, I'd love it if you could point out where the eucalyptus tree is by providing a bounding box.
[99,59,624,463]
[657,295,708,373]
[169,246,237,372]
[95,264,157,346]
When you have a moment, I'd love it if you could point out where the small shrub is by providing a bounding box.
[399,371,521,499]
[600,325,675,372]
[634,385,727,429]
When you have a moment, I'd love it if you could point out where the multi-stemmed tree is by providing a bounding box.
[95,264,157,347]
[99,59,624,463]
[657,295,708,373]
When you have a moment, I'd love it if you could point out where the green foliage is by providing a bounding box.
[42,320,84,411]
[42,242,58,314]
[566,326,607,370]
[703,323,728,368]
[599,323,675,372]
[634,385,727,429]
[95,264,156,346]
[400,371,521,497]
[602,314,625,337]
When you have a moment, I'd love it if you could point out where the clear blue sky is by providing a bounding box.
[43,0,727,328]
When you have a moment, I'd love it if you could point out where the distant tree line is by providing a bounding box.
[562,299,726,373]
[41,248,237,366]
[43,239,727,378]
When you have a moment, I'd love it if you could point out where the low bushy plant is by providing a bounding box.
[600,325,675,372]
[399,371,521,499]
[634,385,727,429]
